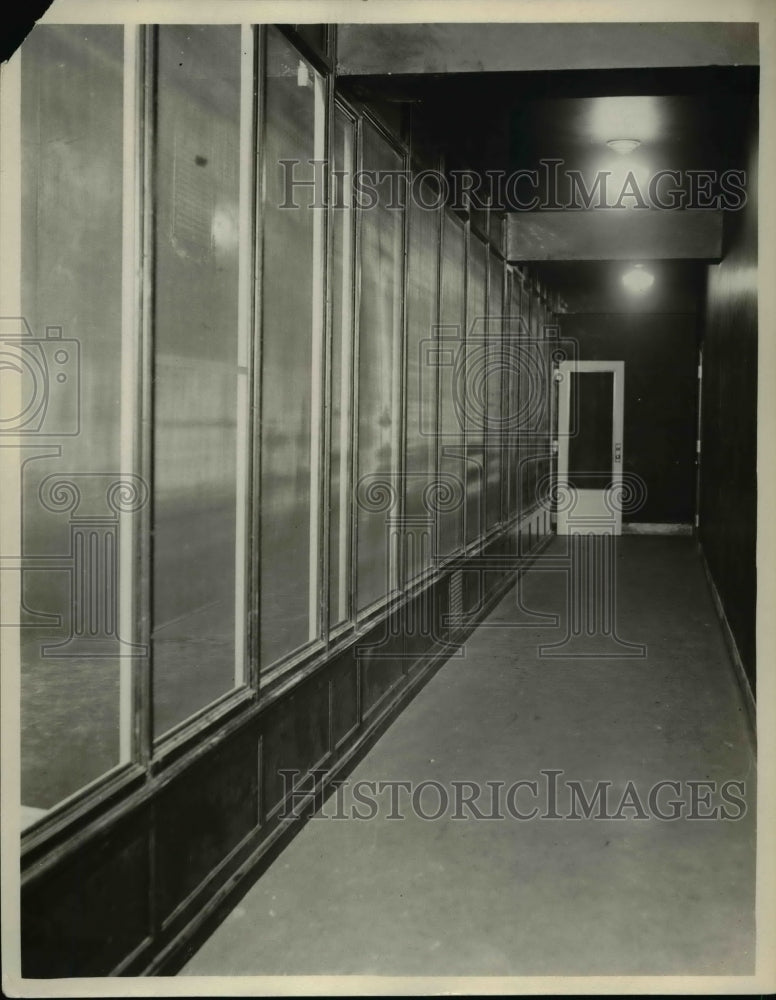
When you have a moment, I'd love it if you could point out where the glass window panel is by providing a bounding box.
[536,297,553,496]
[404,182,440,582]
[506,268,523,519]
[20,25,126,815]
[293,24,328,57]
[437,212,466,557]
[152,25,246,733]
[520,287,538,513]
[486,254,504,530]
[568,372,614,490]
[260,30,325,664]
[489,209,503,250]
[328,106,355,628]
[465,236,487,546]
[356,123,404,611]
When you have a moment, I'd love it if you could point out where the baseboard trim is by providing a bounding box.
[623,522,693,536]
[698,545,756,747]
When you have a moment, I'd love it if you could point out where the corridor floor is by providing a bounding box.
[182,536,756,977]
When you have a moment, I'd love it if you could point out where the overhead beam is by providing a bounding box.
[337,23,758,76]
[506,210,723,262]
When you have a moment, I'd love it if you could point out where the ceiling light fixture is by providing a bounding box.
[622,264,655,294]
[606,138,641,155]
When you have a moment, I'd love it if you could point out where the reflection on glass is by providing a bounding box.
[260,30,325,664]
[329,106,355,628]
[438,212,466,556]
[20,25,125,814]
[404,182,440,581]
[152,26,245,734]
[357,123,404,611]
[465,237,487,546]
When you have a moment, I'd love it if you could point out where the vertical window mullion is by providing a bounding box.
[138,24,156,760]
[308,71,327,644]
[121,23,142,763]
[252,24,267,686]
[328,101,357,632]
[396,149,410,591]
[337,119,356,627]
[320,78,335,645]
[236,23,256,687]
[392,148,408,594]
[433,177,444,571]
[349,117,363,623]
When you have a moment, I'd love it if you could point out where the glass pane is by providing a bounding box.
[568,371,614,490]
[260,30,325,664]
[152,25,245,733]
[465,237,487,545]
[293,24,328,57]
[437,212,466,556]
[404,182,439,582]
[521,289,539,512]
[486,254,504,529]
[506,268,522,520]
[20,25,126,815]
[356,123,404,611]
[329,106,355,628]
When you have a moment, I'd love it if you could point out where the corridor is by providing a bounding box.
[183,536,755,977]
[6,13,765,987]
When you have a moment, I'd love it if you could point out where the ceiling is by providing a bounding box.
[337,22,759,76]
[337,28,757,312]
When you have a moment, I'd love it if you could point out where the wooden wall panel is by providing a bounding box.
[699,104,758,691]
[22,817,150,977]
[329,648,359,750]
[261,671,329,818]
[155,727,259,924]
[357,613,405,718]
[401,586,438,668]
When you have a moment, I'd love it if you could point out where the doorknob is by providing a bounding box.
[614,442,622,464]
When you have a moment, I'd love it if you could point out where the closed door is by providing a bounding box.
[557,360,624,535]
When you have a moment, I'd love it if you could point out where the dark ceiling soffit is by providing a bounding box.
[337,66,760,107]
[337,22,759,77]
[506,209,724,263]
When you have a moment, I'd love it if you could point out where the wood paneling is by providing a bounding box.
[357,612,406,718]
[22,817,150,977]
[699,104,758,692]
[262,671,329,818]
[155,727,259,924]
[20,524,553,976]
[329,648,359,749]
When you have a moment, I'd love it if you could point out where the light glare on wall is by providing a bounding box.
[622,264,655,294]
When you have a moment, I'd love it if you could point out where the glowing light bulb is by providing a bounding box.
[606,138,641,155]
[622,265,655,294]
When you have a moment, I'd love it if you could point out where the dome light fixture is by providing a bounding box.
[606,138,641,155]
[622,264,655,294]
